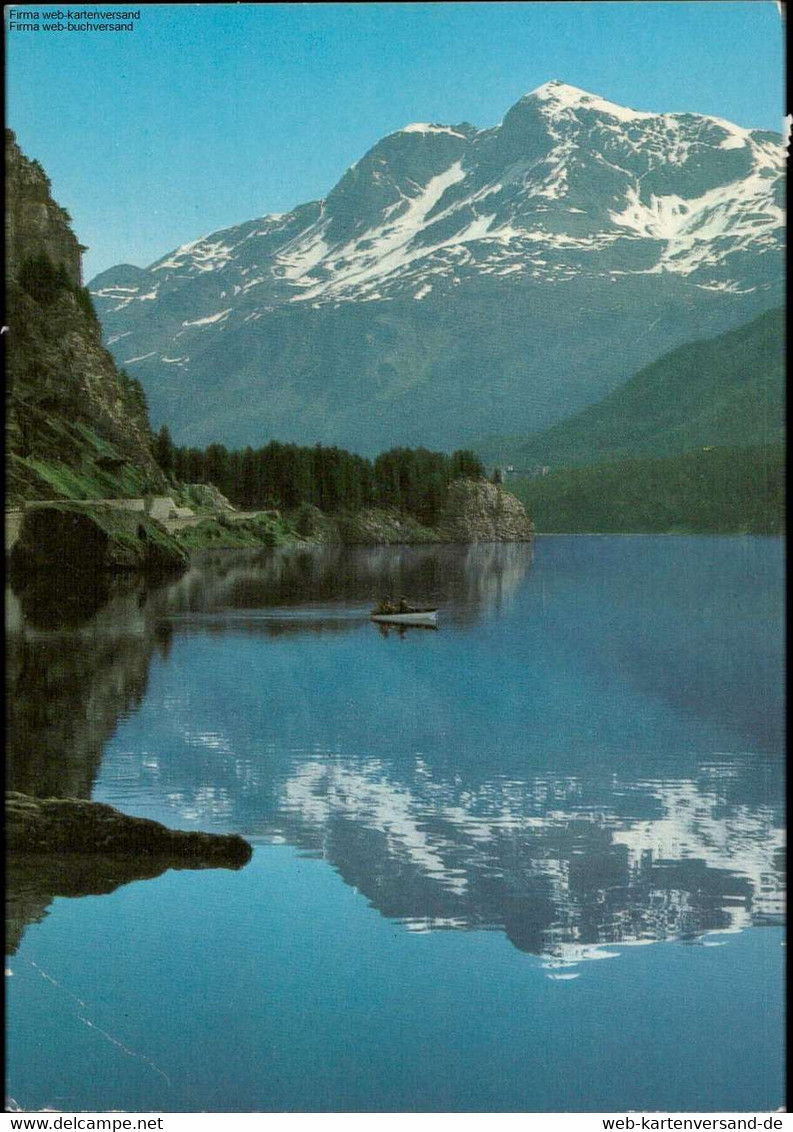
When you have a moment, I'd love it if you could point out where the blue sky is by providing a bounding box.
[5,2,785,280]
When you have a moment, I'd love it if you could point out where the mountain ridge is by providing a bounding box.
[89,82,785,453]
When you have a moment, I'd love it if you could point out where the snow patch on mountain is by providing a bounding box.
[606,151,783,279]
[277,231,331,284]
[181,308,232,327]
[288,160,468,301]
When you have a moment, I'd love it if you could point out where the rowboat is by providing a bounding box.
[370,604,438,626]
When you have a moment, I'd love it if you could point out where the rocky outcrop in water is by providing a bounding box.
[6,791,252,865]
[284,481,533,545]
[6,853,198,955]
[6,797,253,954]
[438,478,534,542]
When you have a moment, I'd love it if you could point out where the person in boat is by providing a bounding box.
[374,597,412,615]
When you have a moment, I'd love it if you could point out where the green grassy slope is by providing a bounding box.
[479,308,784,469]
[7,402,163,504]
[509,444,785,534]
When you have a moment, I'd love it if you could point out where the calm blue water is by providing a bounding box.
[6,537,785,1112]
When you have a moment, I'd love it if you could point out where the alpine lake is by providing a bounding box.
[5,535,785,1113]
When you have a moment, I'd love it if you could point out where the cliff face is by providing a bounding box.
[283,480,534,544]
[4,130,166,504]
[4,130,83,285]
[439,479,534,542]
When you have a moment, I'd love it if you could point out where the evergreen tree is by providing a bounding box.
[240,447,257,508]
[154,424,175,474]
[18,252,71,306]
[205,443,229,491]
[450,449,485,480]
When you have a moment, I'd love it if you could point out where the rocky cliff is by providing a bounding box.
[439,478,534,542]
[5,130,166,505]
[4,131,83,286]
[287,478,533,544]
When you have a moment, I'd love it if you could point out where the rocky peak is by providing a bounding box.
[521,79,652,120]
[5,129,85,286]
[323,122,472,245]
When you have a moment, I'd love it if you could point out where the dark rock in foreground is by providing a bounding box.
[6,791,252,867]
[8,502,189,576]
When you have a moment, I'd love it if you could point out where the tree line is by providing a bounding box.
[153,427,485,524]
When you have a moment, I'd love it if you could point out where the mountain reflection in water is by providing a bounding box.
[268,754,784,967]
[5,539,785,972]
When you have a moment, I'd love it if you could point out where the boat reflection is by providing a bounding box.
[373,621,439,637]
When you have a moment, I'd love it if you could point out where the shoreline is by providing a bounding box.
[532,530,784,537]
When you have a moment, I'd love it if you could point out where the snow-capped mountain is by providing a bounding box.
[90,81,784,452]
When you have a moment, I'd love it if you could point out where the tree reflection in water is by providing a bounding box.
[5,541,784,968]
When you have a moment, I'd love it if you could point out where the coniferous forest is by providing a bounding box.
[508,443,785,534]
[153,427,485,525]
